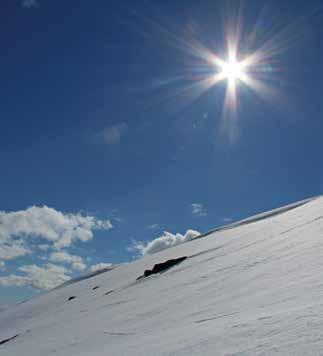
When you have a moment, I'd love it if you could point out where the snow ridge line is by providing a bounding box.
[195,196,320,241]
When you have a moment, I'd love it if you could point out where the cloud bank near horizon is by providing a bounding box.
[0,206,112,290]
[131,229,201,256]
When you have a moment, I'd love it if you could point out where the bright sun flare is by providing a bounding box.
[220,59,245,82]
[148,9,285,140]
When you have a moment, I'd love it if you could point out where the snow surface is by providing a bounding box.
[1,196,323,355]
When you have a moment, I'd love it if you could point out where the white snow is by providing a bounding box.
[0,305,8,313]
[1,196,323,355]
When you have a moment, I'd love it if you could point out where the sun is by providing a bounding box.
[143,7,287,140]
[220,58,246,83]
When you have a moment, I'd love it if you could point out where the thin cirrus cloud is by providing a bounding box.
[21,0,38,8]
[147,224,160,230]
[0,261,5,271]
[102,123,128,145]
[191,203,207,217]
[130,229,200,256]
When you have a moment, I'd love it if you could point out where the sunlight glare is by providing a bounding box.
[220,58,245,82]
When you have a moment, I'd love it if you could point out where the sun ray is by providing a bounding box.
[134,5,300,139]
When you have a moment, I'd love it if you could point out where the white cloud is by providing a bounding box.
[131,229,200,256]
[0,275,28,288]
[49,251,87,271]
[102,123,128,145]
[0,206,113,290]
[223,217,233,223]
[71,262,87,271]
[0,206,112,254]
[0,242,31,260]
[89,263,113,273]
[0,264,71,290]
[191,203,207,217]
[147,224,160,230]
[38,244,50,251]
[22,0,38,8]
[0,261,5,271]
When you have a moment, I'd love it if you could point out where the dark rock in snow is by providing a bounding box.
[105,290,114,296]
[92,286,100,290]
[68,296,77,301]
[137,256,187,280]
[0,334,18,346]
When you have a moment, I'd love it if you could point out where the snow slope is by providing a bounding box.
[1,196,323,355]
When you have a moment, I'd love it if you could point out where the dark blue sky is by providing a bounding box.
[1,0,323,304]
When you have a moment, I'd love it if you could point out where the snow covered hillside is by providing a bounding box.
[1,196,323,355]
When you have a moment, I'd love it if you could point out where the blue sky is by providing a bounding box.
[1,0,323,305]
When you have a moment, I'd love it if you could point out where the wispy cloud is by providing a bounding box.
[223,217,233,223]
[102,123,128,145]
[38,244,50,251]
[49,251,87,271]
[21,0,38,8]
[0,260,116,290]
[147,224,160,230]
[0,262,5,271]
[130,229,200,256]
[0,264,70,290]
[191,203,207,217]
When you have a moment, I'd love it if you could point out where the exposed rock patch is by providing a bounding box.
[0,334,18,346]
[137,256,187,280]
